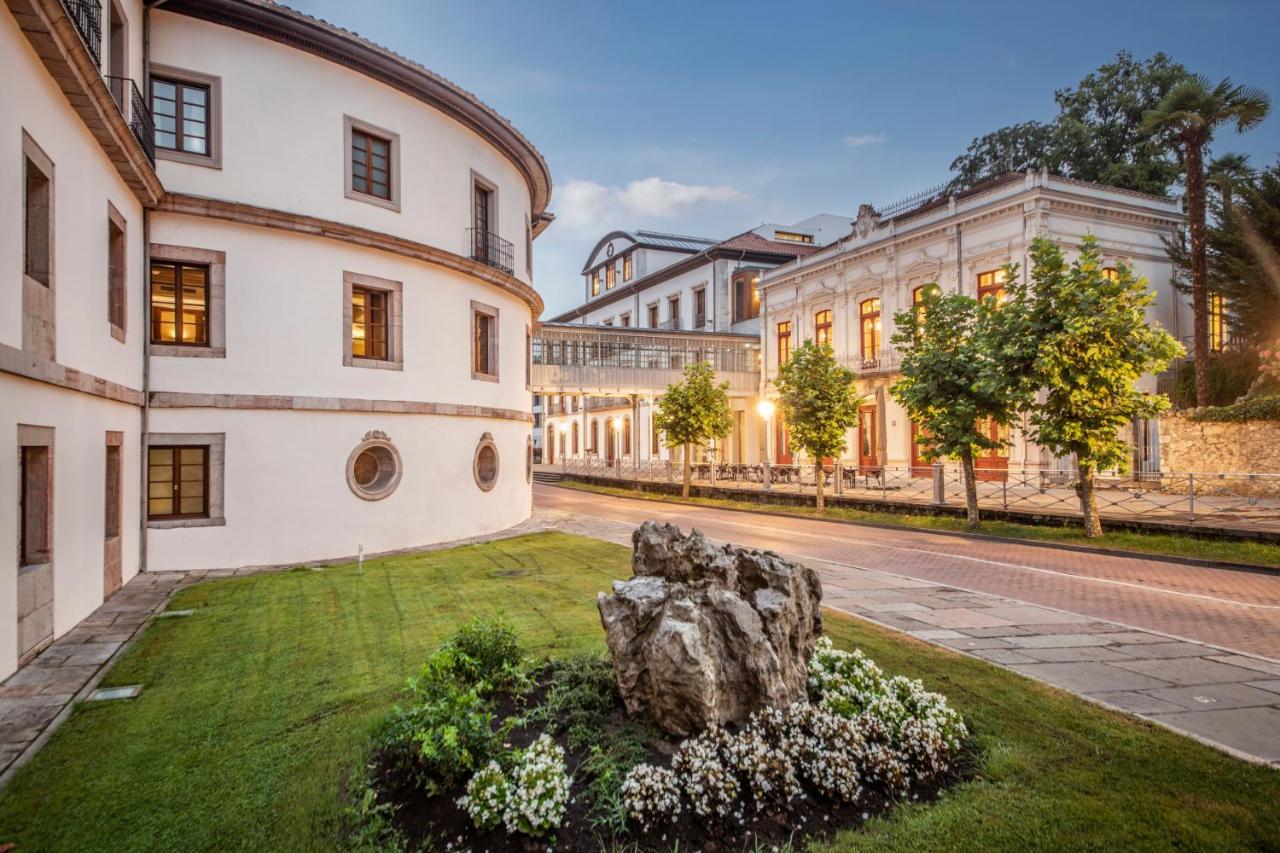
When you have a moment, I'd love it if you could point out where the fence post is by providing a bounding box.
[763,461,771,491]
[882,469,888,502]
[710,460,717,487]
[932,463,945,506]
[1002,476,1008,509]
[1188,472,1195,522]
[834,463,843,496]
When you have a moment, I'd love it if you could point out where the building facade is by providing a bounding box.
[2,0,551,679]
[758,171,1188,473]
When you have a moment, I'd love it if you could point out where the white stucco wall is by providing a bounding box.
[149,11,535,287]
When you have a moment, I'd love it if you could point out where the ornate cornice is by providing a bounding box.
[158,192,544,317]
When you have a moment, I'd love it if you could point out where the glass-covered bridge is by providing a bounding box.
[531,323,761,396]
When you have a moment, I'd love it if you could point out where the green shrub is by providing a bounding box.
[525,652,618,747]
[1188,394,1280,423]
[1173,350,1260,408]
[431,616,526,693]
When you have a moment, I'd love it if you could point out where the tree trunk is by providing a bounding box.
[682,442,692,498]
[959,447,980,529]
[1075,461,1103,538]
[1185,141,1211,408]
[815,461,825,511]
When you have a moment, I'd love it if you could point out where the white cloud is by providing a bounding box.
[843,133,889,148]
[552,177,745,233]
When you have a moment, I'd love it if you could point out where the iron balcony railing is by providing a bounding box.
[61,0,102,67]
[469,228,514,276]
[106,76,155,163]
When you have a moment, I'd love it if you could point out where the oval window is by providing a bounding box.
[346,436,402,500]
[474,433,499,492]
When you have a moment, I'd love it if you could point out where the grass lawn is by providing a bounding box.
[558,479,1280,570]
[0,531,1277,851]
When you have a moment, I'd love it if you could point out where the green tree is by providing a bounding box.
[1168,155,1280,356]
[1020,236,1183,537]
[947,51,1189,194]
[772,341,863,510]
[1142,75,1271,407]
[653,361,733,498]
[890,284,1033,528]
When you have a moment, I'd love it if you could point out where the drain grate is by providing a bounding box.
[87,685,142,701]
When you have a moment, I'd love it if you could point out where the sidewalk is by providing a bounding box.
[537,505,1280,766]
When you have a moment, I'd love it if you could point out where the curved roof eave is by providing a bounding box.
[156,0,552,219]
[579,230,639,273]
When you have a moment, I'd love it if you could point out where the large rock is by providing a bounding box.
[597,521,823,736]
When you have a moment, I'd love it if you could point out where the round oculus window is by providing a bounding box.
[346,437,402,501]
[474,433,499,492]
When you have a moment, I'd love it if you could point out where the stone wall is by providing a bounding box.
[1159,414,1280,496]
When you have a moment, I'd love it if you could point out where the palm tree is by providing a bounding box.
[1142,77,1270,407]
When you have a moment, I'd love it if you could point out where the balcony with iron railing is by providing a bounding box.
[61,0,101,66]
[469,228,514,276]
[106,76,155,163]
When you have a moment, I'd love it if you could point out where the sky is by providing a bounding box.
[291,0,1280,317]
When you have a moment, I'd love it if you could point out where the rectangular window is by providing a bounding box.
[351,128,392,200]
[774,231,814,244]
[24,150,52,287]
[606,264,616,290]
[150,261,209,345]
[148,445,207,519]
[733,270,761,322]
[351,286,389,360]
[620,312,631,328]
[814,309,832,347]
[152,77,210,156]
[623,254,633,281]
[647,303,659,328]
[603,318,613,326]
[693,288,707,329]
[1209,292,1225,352]
[668,295,681,330]
[107,207,126,339]
[777,320,792,364]
[592,270,601,296]
[20,445,52,565]
[860,298,881,360]
[472,302,499,380]
[105,442,122,540]
[977,269,1007,305]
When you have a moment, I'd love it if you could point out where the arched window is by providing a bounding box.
[651,417,661,454]
[976,269,1007,305]
[814,309,832,347]
[571,421,579,454]
[591,418,599,453]
[859,298,881,361]
[623,417,632,455]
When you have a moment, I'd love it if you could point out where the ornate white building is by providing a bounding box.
[2,0,551,678]
[758,171,1187,474]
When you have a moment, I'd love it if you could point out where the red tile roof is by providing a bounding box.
[716,230,824,257]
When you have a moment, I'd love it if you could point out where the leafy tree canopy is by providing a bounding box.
[773,341,862,463]
[653,361,733,449]
[947,51,1190,195]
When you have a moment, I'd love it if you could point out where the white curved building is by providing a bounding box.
[2,0,551,677]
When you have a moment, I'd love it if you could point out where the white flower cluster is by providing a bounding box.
[457,735,571,838]
[619,639,969,831]
[618,764,680,831]
[671,726,741,818]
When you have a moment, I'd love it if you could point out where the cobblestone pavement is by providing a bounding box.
[535,484,1280,765]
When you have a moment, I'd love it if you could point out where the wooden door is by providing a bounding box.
[605,419,616,465]
[910,423,932,477]
[775,420,792,464]
[545,427,554,464]
[858,406,880,474]
[975,418,1009,481]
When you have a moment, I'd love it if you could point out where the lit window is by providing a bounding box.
[977,269,1007,305]
[733,270,761,322]
[623,254,633,280]
[591,270,601,296]
[774,231,814,244]
[351,287,389,360]
[777,321,792,364]
[150,261,208,345]
[606,264,616,289]
[860,298,881,360]
[815,309,832,347]
[1102,266,1119,281]
[1209,292,1225,352]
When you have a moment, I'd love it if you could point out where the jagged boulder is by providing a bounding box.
[597,521,823,736]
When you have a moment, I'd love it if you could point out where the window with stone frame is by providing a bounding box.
[647,302,659,328]
[147,445,208,519]
[343,272,403,370]
[472,301,499,381]
[351,287,389,360]
[150,261,209,346]
[107,204,126,341]
[814,309,832,347]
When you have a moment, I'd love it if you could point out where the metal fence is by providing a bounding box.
[549,458,1280,533]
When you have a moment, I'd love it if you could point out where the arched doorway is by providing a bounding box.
[545,426,554,464]
[571,421,579,455]
[622,416,632,458]
[605,419,617,465]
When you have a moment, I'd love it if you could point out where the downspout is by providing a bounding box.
[138,4,153,574]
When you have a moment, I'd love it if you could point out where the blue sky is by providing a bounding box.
[292,0,1280,316]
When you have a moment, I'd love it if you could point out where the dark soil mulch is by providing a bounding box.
[368,673,978,852]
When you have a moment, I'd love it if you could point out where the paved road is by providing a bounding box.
[534,484,1280,660]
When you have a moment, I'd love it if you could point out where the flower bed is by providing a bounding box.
[352,623,975,851]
